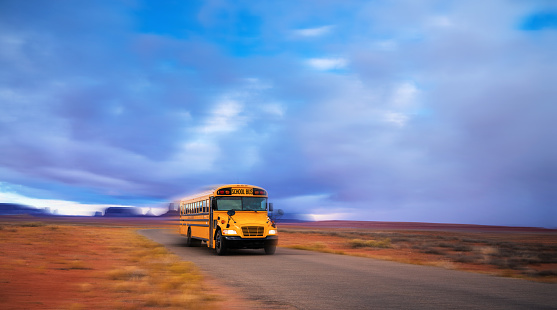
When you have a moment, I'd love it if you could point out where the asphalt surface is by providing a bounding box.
[140,229,557,310]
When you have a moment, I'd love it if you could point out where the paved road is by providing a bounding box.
[140,229,556,310]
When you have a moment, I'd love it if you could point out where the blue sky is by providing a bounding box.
[1,0,556,227]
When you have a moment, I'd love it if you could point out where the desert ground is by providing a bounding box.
[1,216,555,309]
[279,221,557,281]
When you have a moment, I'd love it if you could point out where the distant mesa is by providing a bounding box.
[103,207,142,217]
[159,209,179,217]
[159,202,179,217]
[0,203,49,216]
[144,208,155,217]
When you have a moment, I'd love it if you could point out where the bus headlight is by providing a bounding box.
[223,229,237,235]
[268,229,277,235]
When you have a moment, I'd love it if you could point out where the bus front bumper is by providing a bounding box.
[223,235,278,249]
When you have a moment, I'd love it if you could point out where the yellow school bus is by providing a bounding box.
[177,184,278,255]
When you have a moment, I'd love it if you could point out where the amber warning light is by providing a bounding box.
[217,188,231,195]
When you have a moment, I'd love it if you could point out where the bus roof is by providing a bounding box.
[177,184,267,202]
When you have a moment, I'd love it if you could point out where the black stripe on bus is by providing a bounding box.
[188,224,209,227]
[181,213,210,216]
[181,218,209,222]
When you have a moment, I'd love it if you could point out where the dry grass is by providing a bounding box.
[348,238,392,248]
[289,242,346,255]
[280,227,557,282]
[0,220,220,309]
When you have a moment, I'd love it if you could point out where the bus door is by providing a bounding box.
[209,197,214,248]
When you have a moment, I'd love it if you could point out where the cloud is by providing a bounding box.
[199,99,246,134]
[0,189,136,216]
[293,25,335,37]
[383,111,410,127]
[307,57,348,70]
[0,0,555,227]
[427,16,453,28]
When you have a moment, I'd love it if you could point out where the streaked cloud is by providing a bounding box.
[0,0,555,227]
[307,57,348,70]
[293,25,335,37]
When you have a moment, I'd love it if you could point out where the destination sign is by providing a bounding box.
[231,188,253,195]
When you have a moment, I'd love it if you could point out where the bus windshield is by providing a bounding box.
[215,197,267,211]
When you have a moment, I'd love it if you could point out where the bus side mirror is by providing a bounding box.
[268,203,274,212]
[227,210,236,216]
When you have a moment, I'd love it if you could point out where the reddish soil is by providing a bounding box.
[0,225,132,309]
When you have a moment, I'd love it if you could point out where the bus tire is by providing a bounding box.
[264,245,276,255]
[215,230,227,255]
[186,227,201,247]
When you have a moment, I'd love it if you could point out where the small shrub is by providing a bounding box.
[0,225,17,232]
[451,255,479,264]
[107,266,147,281]
[294,242,327,250]
[422,248,446,255]
[488,258,514,269]
[390,237,410,242]
[538,252,557,264]
[452,244,473,252]
[348,238,391,249]
[533,270,557,277]
[20,222,46,227]
[169,261,195,274]
[438,243,453,248]
[69,260,90,270]
[288,242,345,254]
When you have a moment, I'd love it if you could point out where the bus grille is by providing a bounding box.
[242,226,264,237]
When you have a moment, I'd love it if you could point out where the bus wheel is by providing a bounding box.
[186,227,201,247]
[186,227,193,246]
[215,230,227,255]
[264,245,276,255]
